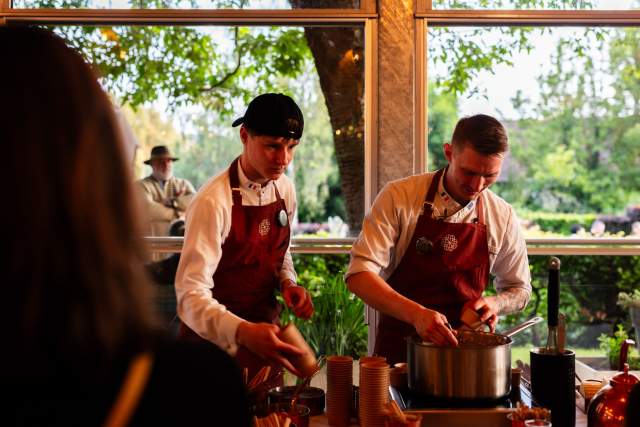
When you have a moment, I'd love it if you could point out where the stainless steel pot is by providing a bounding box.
[407,317,543,400]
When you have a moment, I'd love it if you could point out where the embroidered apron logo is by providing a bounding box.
[441,234,458,252]
[258,218,271,236]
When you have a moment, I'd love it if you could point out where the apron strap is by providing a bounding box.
[425,167,485,224]
[229,156,284,204]
[229,157,243,206]
[475,194,485,224]
[102,352,154,427]
[422,168,445,217]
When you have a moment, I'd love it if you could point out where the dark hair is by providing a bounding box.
[451,114,508,156]
[0,26,157,373]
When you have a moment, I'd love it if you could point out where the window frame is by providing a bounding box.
[0,4,379,244]
[415,9,640,174]
[415,8,640,257]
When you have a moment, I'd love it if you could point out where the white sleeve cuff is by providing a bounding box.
[217,311,245,357]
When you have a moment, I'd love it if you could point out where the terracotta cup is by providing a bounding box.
[278,323,318,378]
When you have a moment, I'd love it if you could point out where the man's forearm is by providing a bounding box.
[346,271,424,325]
[494,287,530,314]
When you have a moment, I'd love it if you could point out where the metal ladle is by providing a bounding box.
[456,316,544,346]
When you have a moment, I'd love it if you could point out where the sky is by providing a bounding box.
[435,25,630,120]
[438,0,636,118]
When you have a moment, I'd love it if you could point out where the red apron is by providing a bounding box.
[374,168,490,364]
[180,157,290,380]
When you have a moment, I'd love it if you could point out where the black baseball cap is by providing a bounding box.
[232,93,304,140]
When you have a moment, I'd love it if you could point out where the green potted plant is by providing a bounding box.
[617,289,640,350]
[598,324,640,370]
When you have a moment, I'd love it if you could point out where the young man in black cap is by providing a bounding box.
[175,93,314,378]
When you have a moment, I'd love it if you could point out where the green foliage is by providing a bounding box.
[428,26,537,98]
[517,211,597,234]
[427,85,458,171]
[497,254,640,349]
[290,80,343,223]
[280,255,367,357]
[618,289,640,310]
[496,28,640,214]
[54,24,310,115]
[173,123,241,189]
[598,324,640,369]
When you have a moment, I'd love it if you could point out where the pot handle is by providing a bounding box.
[503,316,545,338]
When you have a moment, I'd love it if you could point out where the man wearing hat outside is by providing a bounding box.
[175,93,314,378]
[136,145,196,244]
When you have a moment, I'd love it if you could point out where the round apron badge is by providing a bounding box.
[277,209,288,227]
[441,234,458,252]
[415,237,433,256]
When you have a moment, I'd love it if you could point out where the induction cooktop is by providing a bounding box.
[389,383,534,411]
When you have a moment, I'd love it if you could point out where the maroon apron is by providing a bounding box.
[374,168,490,364]
[180,157,290,380]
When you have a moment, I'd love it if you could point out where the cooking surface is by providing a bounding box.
[390,383,533,410]
[389,384,534,427]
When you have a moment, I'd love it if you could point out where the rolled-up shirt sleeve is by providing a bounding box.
[175,194,244,356]
[491,205,531,306]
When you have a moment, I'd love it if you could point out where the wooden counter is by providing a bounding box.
[310,408,587,426]
[304,361,592,427]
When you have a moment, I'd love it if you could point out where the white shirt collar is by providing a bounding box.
[237,161,270,192]
[434,170,475,219]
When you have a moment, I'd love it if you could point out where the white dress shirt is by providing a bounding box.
[175,162,297,356]
[346,171,531,299]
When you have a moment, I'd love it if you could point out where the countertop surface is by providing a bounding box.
[302,360,594,427]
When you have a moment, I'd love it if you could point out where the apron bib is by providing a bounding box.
[180,157,290,380]
[374,168,490,364]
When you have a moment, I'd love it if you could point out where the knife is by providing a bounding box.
[546,256,561,353]
[558,312,566,354]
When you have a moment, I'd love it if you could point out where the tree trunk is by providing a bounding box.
[291,0,365,234]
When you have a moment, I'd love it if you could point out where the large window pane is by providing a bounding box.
[427,25,640,354]
[54,24,364,242]
[14,0,360,10]
[505,255,639,370]
[431,0,637,11]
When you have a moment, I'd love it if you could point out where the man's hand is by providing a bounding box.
[412,306,458,346]
[235,321,304,376]
[281,280,314,320]
[462,297,500,332]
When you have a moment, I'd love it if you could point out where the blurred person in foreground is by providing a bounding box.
[0,26,249,427]
[346,114,531,364]
[175,93,314,380]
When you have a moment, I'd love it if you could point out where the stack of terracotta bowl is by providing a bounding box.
[359,358,389,427]
[326,355,353,426]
